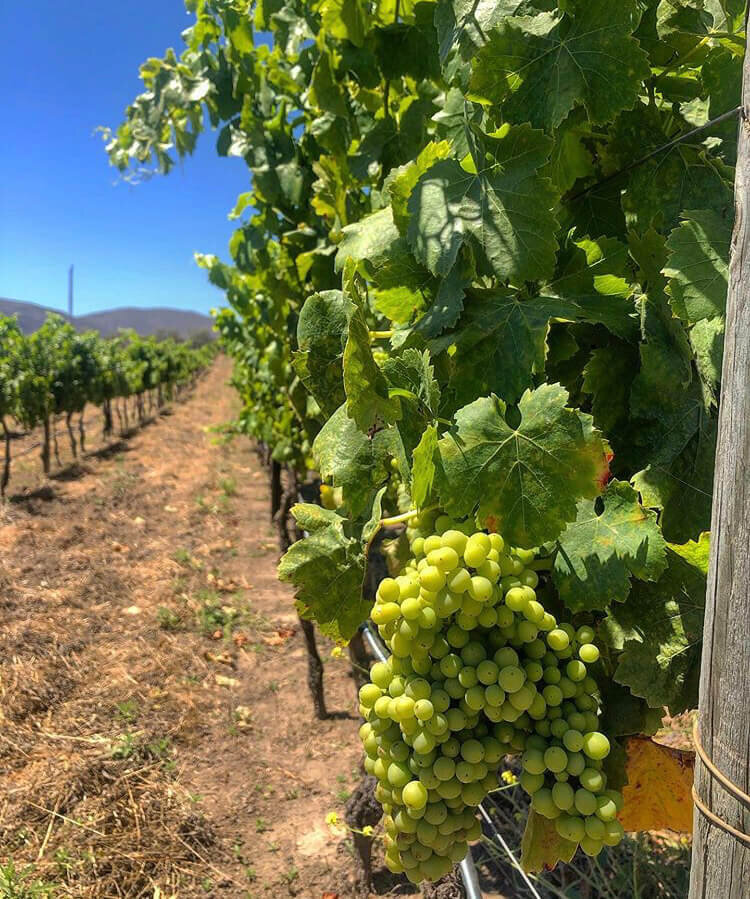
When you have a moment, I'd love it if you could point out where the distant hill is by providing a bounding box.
[0,297,215,339]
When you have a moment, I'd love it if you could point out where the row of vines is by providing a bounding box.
[0,313,217,493]
[105,0,744,888]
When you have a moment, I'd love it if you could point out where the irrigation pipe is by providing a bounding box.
[360,623,484,899]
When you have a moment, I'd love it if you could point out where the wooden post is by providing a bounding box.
[688,37,750,899]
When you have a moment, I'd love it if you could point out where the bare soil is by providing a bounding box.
[0,358,412,899]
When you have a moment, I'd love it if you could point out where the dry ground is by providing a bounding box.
[0,358,403,899]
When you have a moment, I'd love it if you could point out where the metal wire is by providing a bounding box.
[477,803,543,899]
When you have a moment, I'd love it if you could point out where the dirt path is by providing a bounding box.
[0,358,392,899]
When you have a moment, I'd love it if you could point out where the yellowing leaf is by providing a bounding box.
[521,810,577,873]
[620,736,695,833]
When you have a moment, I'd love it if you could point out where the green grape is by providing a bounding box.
[580,767,605,792]
[582,732,610,760]
[566,660,587,682]
[551,781,575,811]
[605,789,625,812]
[585,816,605,840]
[602,819,624,846]
[446,624,469,648]
[542,684,563,706]
[460,739,484,764]
[576,625,595,644]
[423,535,443,554]
[532,788,560,819]
[574,788,598,816]
[403,781,429,809]
[563,729,584,753]
[579,643,600,663]
[498,665,525,693]
[372,602,402,625]
[580,835,603,857]
[458,666,478,688]
[547,629,570,651]
[522,749,546,775]
[465,685,486,711]
[596,796,618,822]
[520,771,545,794]
[544,746,568,773]
[494,647,519,667]
[555,814,586,843]
[477,660,500,685]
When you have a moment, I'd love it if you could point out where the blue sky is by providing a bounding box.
[0,1,249,317]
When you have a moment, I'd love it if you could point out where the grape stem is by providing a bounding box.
[379,509,419,527]
[369,330,394,340]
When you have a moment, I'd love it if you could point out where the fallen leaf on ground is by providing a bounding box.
[211,629,223,640]
[123,605,141,616]
[233,632,249,647]
[620,736,695,833]
[214,674,240,688]
[263,626,296,646]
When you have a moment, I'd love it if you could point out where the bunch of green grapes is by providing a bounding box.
[357,511,623,883]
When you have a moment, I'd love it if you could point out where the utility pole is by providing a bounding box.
[688,20,750,899]
[68,264,74,320]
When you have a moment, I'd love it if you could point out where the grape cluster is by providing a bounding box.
[357,512,623,883]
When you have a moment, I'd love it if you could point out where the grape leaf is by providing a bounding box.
[620,737,695,834]
[521,810,577,873]
[598,682,664,739]
[320,0,371,46]
[632,419,717,544]
[581,343,639,437]
[664,209,732,325]
[437,384,608,547]
[313,404,394,518]
[448,291,570,406]
[470,1,649,130]
[411,424,439,507]
[294,290,349,416]
[553,480,668,613]
[343,273,402,431]
[606,534,709,714]
[406,125,559,284]
[388,141,453,235]
[278,504,370,642]
[335,206,431,294]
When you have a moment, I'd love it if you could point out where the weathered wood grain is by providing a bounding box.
[688,21,750,899]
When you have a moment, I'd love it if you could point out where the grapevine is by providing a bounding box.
[0,312,217,492]
[106,0,743,881]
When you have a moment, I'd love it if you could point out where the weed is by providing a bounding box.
[115,699,139,723]
[173,547,192,565]
[156,606,182,630]
[282,867,298,884]
[219,476,237,497]
[336,789,351,802]
[255,818,268,834]
[0,859,57,898]
[245,867,257,883]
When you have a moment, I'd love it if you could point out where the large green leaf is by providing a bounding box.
[664,209,732,325]
[342,275,401,431]
[553,480,668,613]
[278,504,370,642]
[437,384,608,547]
[294,290,349,416]
[605,535,709,714]
[406,125,559,284]
[470,0,649,129]
[335,206,431,293]
[313,404,394,518]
